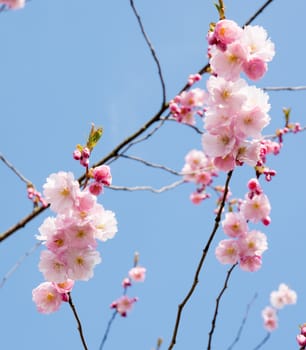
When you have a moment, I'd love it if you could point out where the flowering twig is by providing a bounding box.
[129,0,167,107]
[99,310,118,350]
[227,293,258,350]
[168,169,234,350]
[207,263,237,350]
[252,332,271,350]
[0,241,42,288]
[109,180,184,193]
[68,292,89,350]
[119,154,181,175]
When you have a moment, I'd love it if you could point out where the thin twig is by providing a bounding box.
[167,170,234,350]
[0,153,32,185]
[109,180,184,193]
[0,241,42,288]
[252,332,271,350]
[68,292,89,350]
[244,0,274,26]
[99,310,118,350]
[160,116,203,135]
[119,154,181,176]
[207,264,237,350]
[263,86,306,91]
[129,0,167,107]
[227,293,258,350]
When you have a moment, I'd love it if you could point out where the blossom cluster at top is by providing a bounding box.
[261,283,297,332]
[32,169,117,313]
[171,19,276,178]
[215,178,271,272]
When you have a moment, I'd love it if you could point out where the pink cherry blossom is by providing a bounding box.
[53,279,75,294]
[270,283,297,309]
[66,248,101,281]
[43,172,80,214]
[32,282,63,314]
[261,306,278,332]
[222,212,248,238]
[239,254,262,272]
[128,266,146,282]
[215,239,240,265]
[243,57,267,81]
[240,193,271,224]
[238,230,268,256]
[241,25,275,62]
[110,295,138,317]
[210,42,247,81]
[92,165,112,186]
[39,250,68,283]
[213,19,243,46]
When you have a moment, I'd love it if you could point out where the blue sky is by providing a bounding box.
[1,1,306,349]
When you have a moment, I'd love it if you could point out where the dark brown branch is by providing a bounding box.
[244,0,274,26]
[167,170,234,350]
[0,205,48,242]
[207,264,237,350]
[129,0,167,107]
[68,292,89,350]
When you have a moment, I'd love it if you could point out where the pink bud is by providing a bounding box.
[297,334,306,347]
[82,147,91,159]
[122,278,132,288]
[261,216,271,226]
[73,149,82,160]
[93,165,112,186]
[89,182,103,196]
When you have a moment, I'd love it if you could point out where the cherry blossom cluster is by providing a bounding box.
[215,178,271,271]
[32,170,118,313]
[181,149,218,204]
[111,262,146,317]
[297,324,306,349]
[261,283,297,332]
[172,19,276,175]
[0,0,25,9]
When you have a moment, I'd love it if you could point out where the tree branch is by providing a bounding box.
[167,169,234,350]
[68,292,89,350]
[129,0,167,108]
[207,263,237,350]
[109,180,184,194]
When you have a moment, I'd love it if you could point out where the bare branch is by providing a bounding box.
[244,0,274,26]
[0,153,32,185]
[109,180,184,194]
[68,292,89,350]
[0,241,42,288]
[227,293,258,350]
[99,310,118,350]
[129,0,167,107]
[160,116,203,135]
[264,85,306,91]
[119,154,181,176]
[252,332,271,350]
[0,205,47,243]
[167,169,234,350]
[207,264,237,350]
